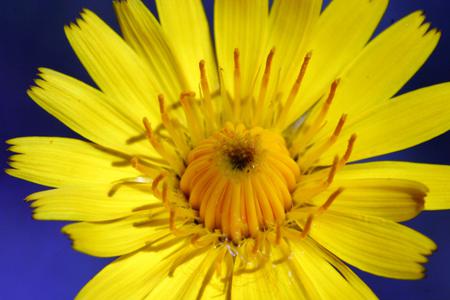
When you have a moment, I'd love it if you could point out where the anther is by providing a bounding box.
[199,60,215,129]
[340,134,357,166]
[233,48,241,120]
[297,114,348,170]
[252,232,263,254]
[130,157,157,176]
[180,91,203,144]
[300,214,314,239]
[307,79,340,135]
[108,176,152,197]
[331,114,347,142]
[319,187,344,212]
[162,182,169,208]
[169,209,176,231]
[158,94,165,114]
[277,51,312,128]
[152,172,167,197]
[254,48,275,125]
[327,156,339,185]
[275,222,282,244]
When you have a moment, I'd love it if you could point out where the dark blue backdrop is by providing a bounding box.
[1,1,449,299]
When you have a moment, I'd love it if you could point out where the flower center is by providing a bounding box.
[180,122,300,241]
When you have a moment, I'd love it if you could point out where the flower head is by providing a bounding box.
[7,0,450,299]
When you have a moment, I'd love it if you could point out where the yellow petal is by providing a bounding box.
[317,11,440,141]
[77,242,226,299]
[7,137,138,188]
[65,10,160,125]
[156,0,219,92]
[267,0,322,100]
[338,161,450,210]
[319,83,450,163]
[147,246,226,299]
[76,243,181,299]
[214,0,268,99]
[63,212,169,257]
[289,238,377,299]
[231,257,312,299]
[27,184,158,222]
[297,177,426,222]
[288,0,388,123]
[114,0,186,101]
[309,211,436,279]
[28,68,151,155]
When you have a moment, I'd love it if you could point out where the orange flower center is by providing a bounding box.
[180,122,300,241]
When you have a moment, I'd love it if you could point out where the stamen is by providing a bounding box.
[169,208,176,231]
[297,114,347,170]
[319,187,344,212]
[290,79,340,155]
[275,222,282,244]
[233,48,241,121]
[327,156,340,185]
[339,134,357,167]
[158,95,191,157]
[300,214,314,239]
[199,60,216,132]
[162,182,169,208]
[293,156,339,204]
[179,91,204,145]
[254,48,275,126]
[143,117,185,174]
[252,232,263,254]
[277,52,312,129]
[108,176,152,197]
[130,157,159,177]
[152,172,167,197]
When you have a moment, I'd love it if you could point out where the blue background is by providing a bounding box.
[1,0,449,299]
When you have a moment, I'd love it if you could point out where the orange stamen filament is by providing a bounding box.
[277,52,312,129]
[290,79,340,155]
[254,48,275,126]
[179,92,204,145]
[143,117,185,174]
[199,60,216,132]
[152,172,167,197]
[108,176,152,197]
[298,114,347,170]
[233,48,241,121]
[158,95,191,156]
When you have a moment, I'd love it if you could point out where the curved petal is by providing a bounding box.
[7,137,138,188]
[309,211,436,279]
[147,246,226,299]
[214,0,269,99]
[28,68,152,156]
[338,161,450,210]
[114,0,186,101]
[296,178,426,222]
[288,238,377,299]
[63,212,169,257]
[317,11,440,140]
[65,10,160,125]
[76,244,178,299]
[77,243,224,299]
[156,0,219,92]
[319,83,450,164]
[26,184,158,222]
[231,255,313,299]
[288,0,388,123]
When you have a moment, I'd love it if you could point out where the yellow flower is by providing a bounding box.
[6,0,450,299]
